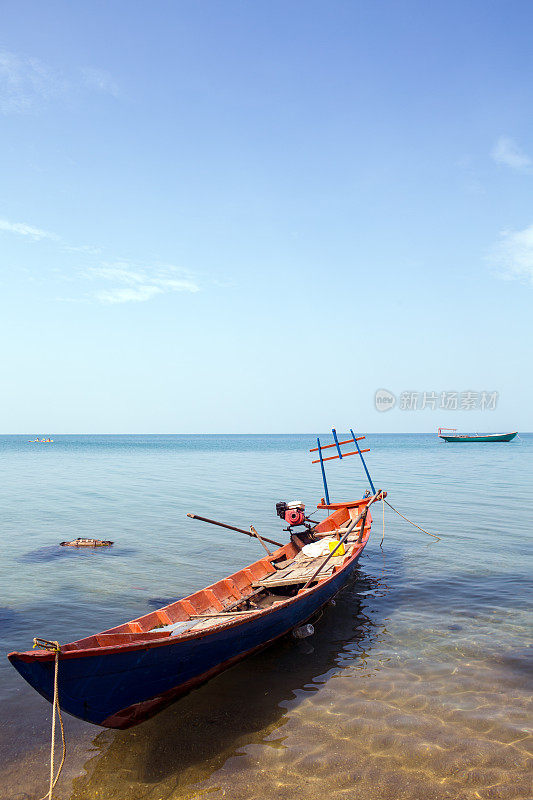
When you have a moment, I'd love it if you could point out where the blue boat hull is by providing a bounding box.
[439,431,517,442]
[9,553,362,728]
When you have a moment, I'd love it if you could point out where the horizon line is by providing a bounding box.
[1,431,527,436]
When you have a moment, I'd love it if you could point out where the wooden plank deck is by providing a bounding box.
[252,550,347,589]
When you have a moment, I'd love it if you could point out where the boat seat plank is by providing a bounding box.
[178,612,257,632]
[154,618,232,637]
[252,554,345,588]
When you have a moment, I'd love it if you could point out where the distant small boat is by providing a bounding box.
[60,538,113,548]
[28,438,53,443]
[438,428,517,443]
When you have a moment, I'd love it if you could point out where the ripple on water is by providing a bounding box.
[16,591,524,800]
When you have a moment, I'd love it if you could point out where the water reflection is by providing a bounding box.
[70,572,388,798]
[146,596,182,609]
[0,607,19,632]
[17,545,139,564]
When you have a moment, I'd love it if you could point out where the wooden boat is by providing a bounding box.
[438,428,517,443]
[60,538,113,547]
[8,429,383,730]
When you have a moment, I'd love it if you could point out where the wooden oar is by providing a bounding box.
[250,524,272,556]
[187,513,283,548]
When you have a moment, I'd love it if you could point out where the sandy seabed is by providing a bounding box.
[3,585,531,800]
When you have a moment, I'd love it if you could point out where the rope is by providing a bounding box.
[384,501,441,541]
[380,495,385,548]
[33,639,66,800]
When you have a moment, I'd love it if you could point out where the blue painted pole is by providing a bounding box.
[350,428,376,494]
[316,437,330,504]
[331,428,343,459]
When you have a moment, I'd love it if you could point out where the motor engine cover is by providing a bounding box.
[276,500,306,527]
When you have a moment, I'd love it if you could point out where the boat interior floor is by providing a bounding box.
[150,532,363,639]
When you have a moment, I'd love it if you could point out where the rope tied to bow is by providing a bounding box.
[384,501,441,541]
[32,638,66,800]
[380,493,385,547]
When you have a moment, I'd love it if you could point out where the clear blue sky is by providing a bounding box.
[1,0,531,433]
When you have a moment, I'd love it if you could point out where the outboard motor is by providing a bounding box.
[276,500,306,527]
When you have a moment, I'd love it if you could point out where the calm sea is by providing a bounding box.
[0,434,531,800]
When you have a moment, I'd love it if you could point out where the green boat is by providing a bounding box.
[438,428,517,443]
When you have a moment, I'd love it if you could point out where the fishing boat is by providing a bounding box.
[9,429,384,729]
[438,428,517,443]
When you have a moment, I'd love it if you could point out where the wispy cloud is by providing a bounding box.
[0,49,119,113]
[491,223,533,283]
[96,286,163,304]
[0,217,60,241]
[491,136,532,172]
[0,51,66,113]
[89,263,200,304]
[1,215,200,303]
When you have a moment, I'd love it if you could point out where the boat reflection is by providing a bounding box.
[71,569,390,798]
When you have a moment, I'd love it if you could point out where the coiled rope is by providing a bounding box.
[384,500,441,541]
[32,638,66,800]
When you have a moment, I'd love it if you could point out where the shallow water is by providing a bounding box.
[0,434,531,799]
